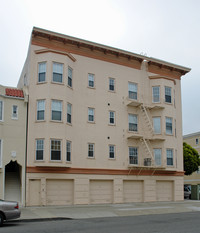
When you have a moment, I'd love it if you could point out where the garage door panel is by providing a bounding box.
[90,180,113,204]
[123,180,143,203]
[156,181,173,201]
[46,179,74,205]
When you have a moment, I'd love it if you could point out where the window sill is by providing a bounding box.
[87,157,95,159]
[37,81,47,85]
[108,158,116,160]
[108,123,116,126]
[108,90,116,93]
[67,85,73,90]
[50,160,62,163]
[66,122,72,126]
[87,121,95,124]
[34,160,45,162]
[87,86,95,89]
[11,118,18,120]
[50,120,63,123]
[51,81,64,85]
[36,120,46,123]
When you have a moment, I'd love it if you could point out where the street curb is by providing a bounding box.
[12,217,73,223]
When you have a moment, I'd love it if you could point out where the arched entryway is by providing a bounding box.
[5,161,21,203]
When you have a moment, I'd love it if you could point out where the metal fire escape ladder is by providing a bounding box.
[140,104,154,134]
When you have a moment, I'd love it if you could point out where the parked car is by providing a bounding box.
[184,185,191,199]
[0,200,21,226]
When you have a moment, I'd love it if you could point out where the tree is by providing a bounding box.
[183,142,200,175]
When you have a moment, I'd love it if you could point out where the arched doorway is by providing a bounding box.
[5,161,21,203]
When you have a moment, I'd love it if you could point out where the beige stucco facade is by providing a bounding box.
[0,85,27,206]
[18,27,190,206]
[183,132,200,185]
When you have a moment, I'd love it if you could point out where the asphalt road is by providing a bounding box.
[1,212,199,233]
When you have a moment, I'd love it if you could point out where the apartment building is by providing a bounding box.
[18,27,190,206]
[183,132,200,185]
[0,85,27,205]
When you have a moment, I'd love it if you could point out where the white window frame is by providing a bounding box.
[52,62,63,83]
[88,143,94,158]
[67,103,72,124]
[88,73,94,88]
[66,140,71,162]
[109,111,115,125]
[51,139,61,161]
[109,78,115,91]
[166,117,173,135]
[38,62,46,83]
[129,147,138,165]
[152,86,160,103]
[0,101,3,121]
[88,108,94,122]
[37,100,45,121]
[128,114,138,132]
[166,149,173,166]
[165,86,172,103]
[51,100,62,121]
[128,82,138,100]
[36,139,44,161]
[12,105,18,119]
[68,67,73,88]
[109,145,115,159]
[153,117,161,134]
[154,148,162,166]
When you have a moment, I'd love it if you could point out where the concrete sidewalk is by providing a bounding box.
[19,200,200,221]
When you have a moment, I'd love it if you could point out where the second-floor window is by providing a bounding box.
[109,78,115,91]
[88,143,94,158]
[153,117,161,134]
[36,139,44,161]
[152,86,160,103]
[109,145,115,159]
[154,148,161,166]
[67,103,72,124]
[0,101,3,121]
[109,111,115,125]
[66,141,71,162]
[51,100,62,121]
[166,117,173,135]
[128,82,137,100]
[38,62,46,83]
[68,67,73,87]
[166,149,173,166]
[51,139,61,161]
[165,86,172,103]
[53,62,63,83]
[128,114,138,132]
[129,147,138,165]
[88,108,94,122]
[37,100,45,121]
[12,105,18,119]
[88,73,94,88]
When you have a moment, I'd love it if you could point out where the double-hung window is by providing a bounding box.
[153,117,161,134]
[166,149,173,166]
[196,138,199,145]
[128,82,137,100]
[166,117,173,135]
[68,67,73,87]
[51,139,61,161]
[154,148,162,166]
[109,78,115,91]
[38,62,46,83]
[109,111,115,125]
[66,141,71,162]
[36,139,44,161]
[88,73,94,88]
[88,143,94,158]
[152,86,160,103]
[12,105,18,119]
[37,100,45,121]
[53,62,63,83]
[109,145,115,159]
[67,103,72,124]
[129,147,138,165]
[128,114,138,132]
[165,86,172,103]
[51,100,62,121]
[88,108,94,122]
[0,101,3,121]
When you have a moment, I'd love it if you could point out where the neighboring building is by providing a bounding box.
[183,132,200,185]
[18,27,190,206]
[0,85,27,206]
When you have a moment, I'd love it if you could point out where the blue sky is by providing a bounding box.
[0,0,199,134]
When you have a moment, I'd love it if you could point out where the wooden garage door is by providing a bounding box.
[90,180,113,204]
[123,180,143,203]
[46,179,74,205]
[156,181,173,201]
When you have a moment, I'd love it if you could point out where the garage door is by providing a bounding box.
[123,180,143,203]
[156,181,173,201]
[90,180,113,204]
[46,179,74,205]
